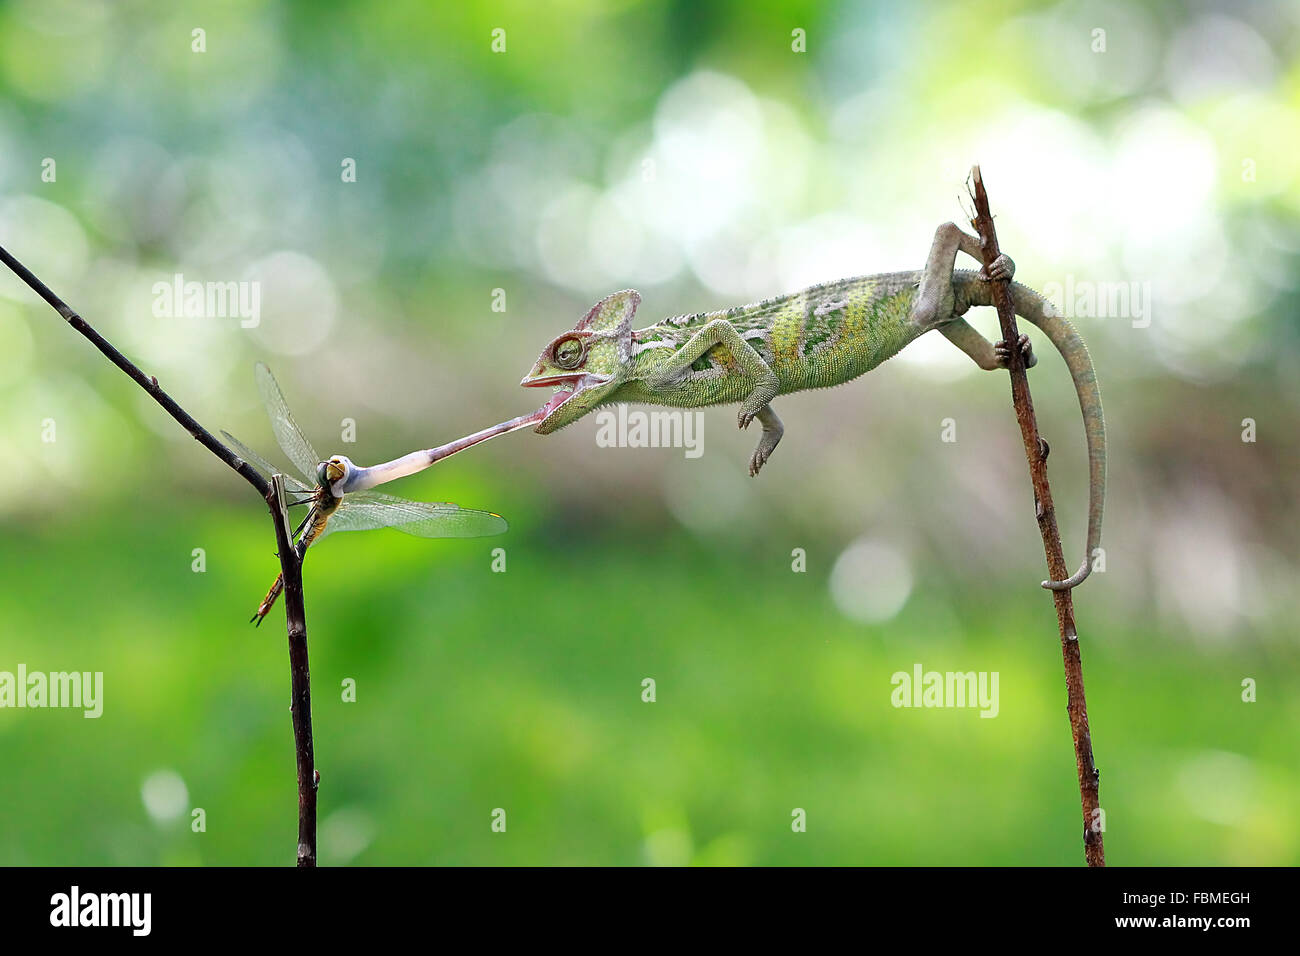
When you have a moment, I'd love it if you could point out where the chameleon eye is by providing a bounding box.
[552,335,586,370]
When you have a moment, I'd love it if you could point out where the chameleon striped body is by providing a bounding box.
[520,222,1105,591]
[619,272,923,407]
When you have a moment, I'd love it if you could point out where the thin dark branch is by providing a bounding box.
[1,241,317,866]
[967,166,1105,867]
[0,244,269,498]
[268,476,318,868]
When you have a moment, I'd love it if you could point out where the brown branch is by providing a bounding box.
[966,166,1104,867]
[0,245,270,499]
[1,242,318,867]
[268,476,318,867]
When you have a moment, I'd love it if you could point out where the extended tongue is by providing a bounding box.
[424,409,548,465]
[340,408,549,493]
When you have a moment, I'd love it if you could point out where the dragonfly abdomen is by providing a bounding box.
[252,573,284,626]
[251,498,339,626]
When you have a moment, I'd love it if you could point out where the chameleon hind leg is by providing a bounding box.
[645,318,780,429]
[916,221,1027,369]
[913,222,1013,329]
[940,319,1037,370]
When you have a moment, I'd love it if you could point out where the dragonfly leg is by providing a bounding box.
[290,505,318,541]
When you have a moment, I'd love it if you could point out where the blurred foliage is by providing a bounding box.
[0,0,1298,864]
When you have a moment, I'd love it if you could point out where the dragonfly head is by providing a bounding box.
[317,456,353,497]
[520,290,638,434]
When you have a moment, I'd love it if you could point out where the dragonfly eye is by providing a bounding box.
[551,335,586,370]
[320,458,348,485]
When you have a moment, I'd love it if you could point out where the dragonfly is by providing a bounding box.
[226,363,542,625]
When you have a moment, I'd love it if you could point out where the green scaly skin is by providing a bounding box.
[520,223,1105,591]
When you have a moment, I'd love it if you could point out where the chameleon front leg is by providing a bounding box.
[646,318,780,429]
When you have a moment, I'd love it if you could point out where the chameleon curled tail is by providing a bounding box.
[1004,281,1106,591]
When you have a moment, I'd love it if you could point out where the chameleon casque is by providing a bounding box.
[520,222,1104,590]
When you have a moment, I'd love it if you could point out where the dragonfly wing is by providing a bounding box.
[255,362,321,483]
[219,430,312,493]
[321,491,507,539]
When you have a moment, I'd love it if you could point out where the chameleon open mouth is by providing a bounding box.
[540,384,575,415]
[521,372,603,432]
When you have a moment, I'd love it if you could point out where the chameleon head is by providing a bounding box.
[521,289,640,434]
[316,456,354,496]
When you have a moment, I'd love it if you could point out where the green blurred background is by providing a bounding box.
[1,0,1298,865]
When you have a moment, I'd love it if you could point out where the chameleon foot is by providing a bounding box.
[994,333,1035,369]
[979,253,1015,282]
[747,404,783,476]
